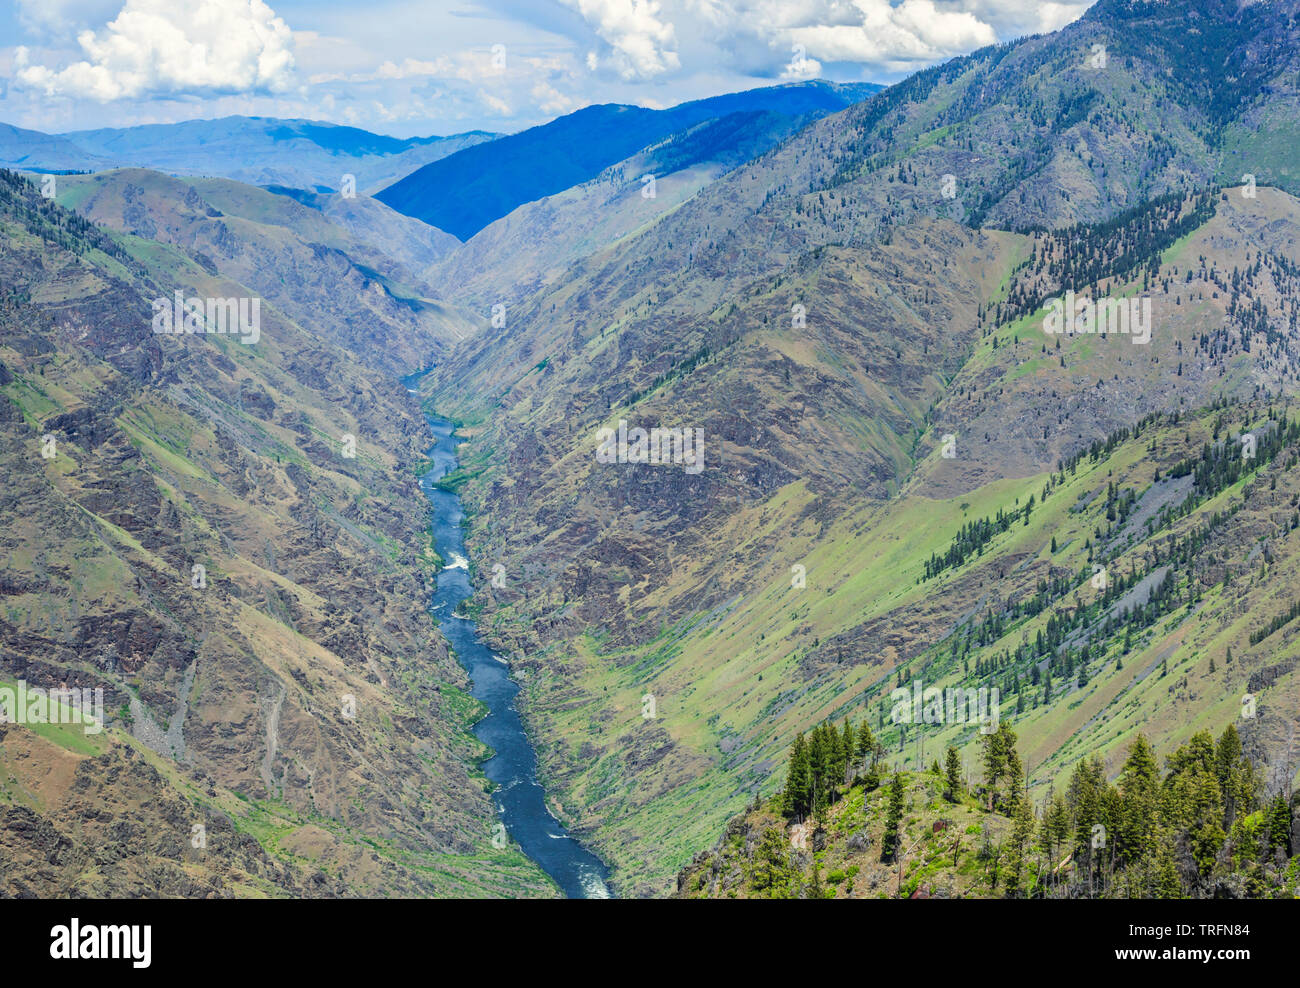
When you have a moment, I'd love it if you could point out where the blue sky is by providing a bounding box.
[0,0,1092,137]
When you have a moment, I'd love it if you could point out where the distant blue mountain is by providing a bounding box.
[376,80,882,241]
[0,116,496,193]
[69,117,423,159]
[0,123,117,173]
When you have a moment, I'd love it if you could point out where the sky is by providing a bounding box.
[0,0,1093,138]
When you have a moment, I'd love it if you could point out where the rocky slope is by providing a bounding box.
[412,0,1300,893]
[0,169,552,897]
[426,108,850,313]
[54,169,478,377]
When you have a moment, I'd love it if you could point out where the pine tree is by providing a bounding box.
[1165,731,1227,877]
[1067,755,1108,886]
[1005,744,1025,816]
[882,772,906,862]
[809,727,829,813]
[752,827,795,897]
[829,724,846,796]
[1214,724,1253,827]
[1118,734,1159,866]
[944,745,962,802]
[784,733,811,819]
[856,721,876,770]
[1004,796,1036,897]
[840,718,856,783]
[984,723,1019,812]
[983,727,1007,810]
[1043,790,1070,879]
[1266,793,1293,857]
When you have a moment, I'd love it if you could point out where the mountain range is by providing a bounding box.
[376,81,883,240]
[0,116,496,194]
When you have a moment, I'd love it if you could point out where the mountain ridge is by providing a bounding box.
[377,80,884,240]
[0,115,498,195]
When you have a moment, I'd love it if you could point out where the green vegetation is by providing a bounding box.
[683,723,1297,898]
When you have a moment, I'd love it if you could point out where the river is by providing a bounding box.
[417,409,613,899]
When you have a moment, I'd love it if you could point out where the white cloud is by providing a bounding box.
[780,58,822,81]
[956,0,1091,37]
[531,80,583,115]
[787,0,998,67]
[14,0,295,100]
[0,0,1092,137]
[481,92,513,116]
[560,0,681,80]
